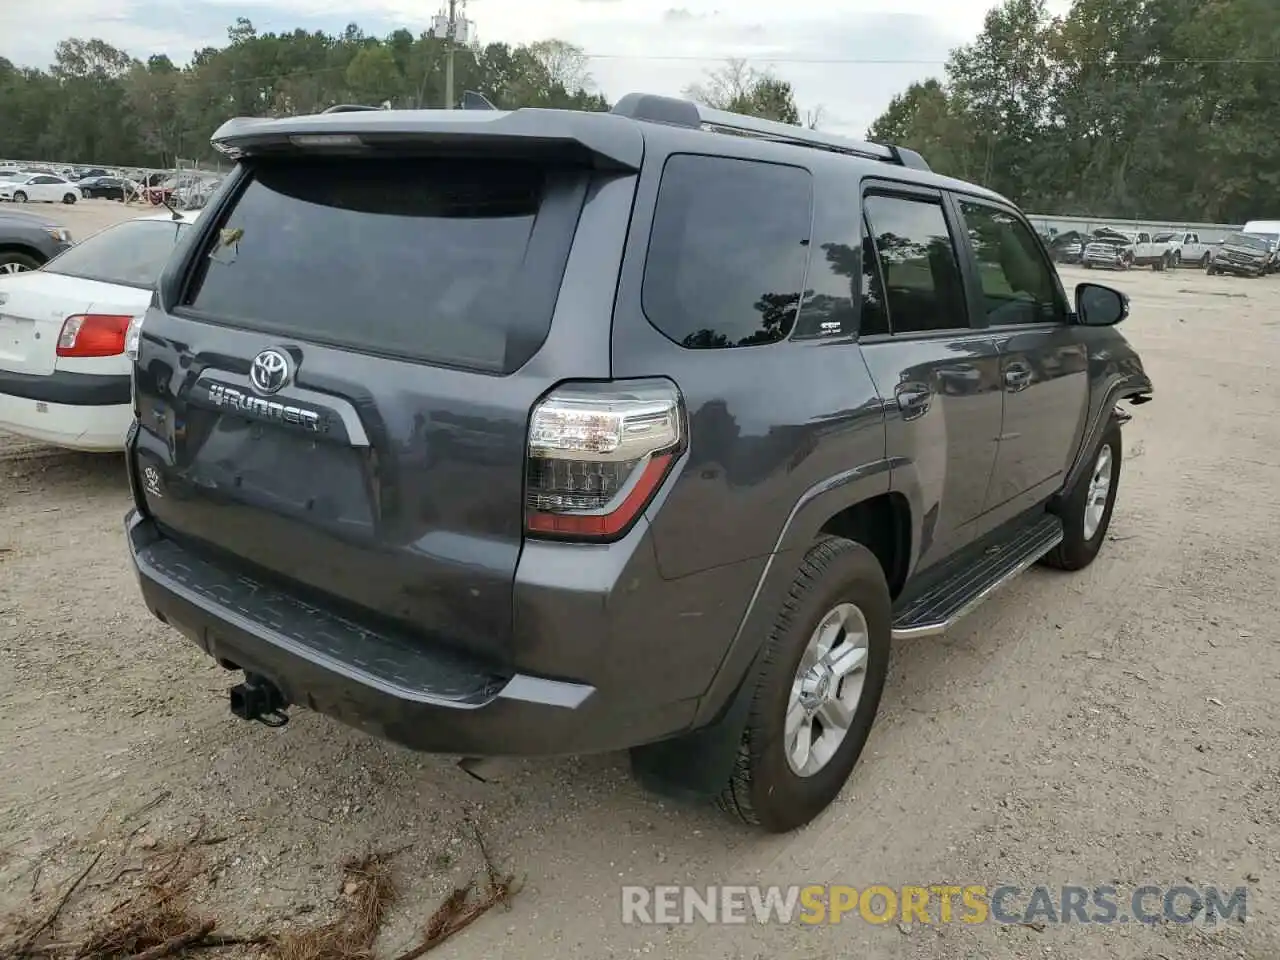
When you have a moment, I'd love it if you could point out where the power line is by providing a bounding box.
[582,54,1280,65]
[133,52,1280,91]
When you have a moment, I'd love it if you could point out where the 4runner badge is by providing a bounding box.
[249,349,291,395]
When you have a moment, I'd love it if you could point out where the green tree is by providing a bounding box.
[684,59,803,124]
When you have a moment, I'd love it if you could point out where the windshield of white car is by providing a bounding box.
[42,219,191,288]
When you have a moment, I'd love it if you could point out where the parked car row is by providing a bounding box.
[1043,221,1280,276]
[0,162,224,211]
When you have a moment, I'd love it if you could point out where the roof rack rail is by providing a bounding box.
[610,92,930,172]
[322,103,383,114]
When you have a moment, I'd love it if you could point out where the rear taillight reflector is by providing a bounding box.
[525,380,686,542]
[56,314,134,357]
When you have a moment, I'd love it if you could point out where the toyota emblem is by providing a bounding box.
[249,349,291,395]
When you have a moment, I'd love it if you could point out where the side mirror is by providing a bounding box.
[1075,282,1129,326]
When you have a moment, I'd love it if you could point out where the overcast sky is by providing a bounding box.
[0,0,1071,137]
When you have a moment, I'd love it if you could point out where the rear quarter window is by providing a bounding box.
[181,157,588,375]
[642,154,812,349]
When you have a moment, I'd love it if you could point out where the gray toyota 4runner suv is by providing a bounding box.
[124,94,1153,833]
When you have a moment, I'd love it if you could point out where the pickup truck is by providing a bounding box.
[1152,231,1213,269]
[1082,229,1174,271]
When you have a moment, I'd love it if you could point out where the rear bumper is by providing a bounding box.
[0,370,131,405]
[125,510,703,756]
[0,385,131,451]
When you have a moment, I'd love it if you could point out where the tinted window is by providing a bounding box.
[184,157,584,374]
[794,228,859,339]
[44,219,190,288]
[859,224,889,336]
[959,201,1065,325]
[642,155,811,349]
[863,194,968,334]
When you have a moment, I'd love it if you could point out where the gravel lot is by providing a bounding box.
[10,197,167,238]
[1,258,1277,959]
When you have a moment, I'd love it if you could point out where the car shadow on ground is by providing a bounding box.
[0,442,128,499]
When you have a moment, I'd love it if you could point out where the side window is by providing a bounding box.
[642,155,811,349]
[32,176,56,184]
[1138,232,1151,243]
[958,200,1065,326]
[863,194,969,335]
[859,220,889,336]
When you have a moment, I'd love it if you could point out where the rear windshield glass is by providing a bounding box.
[44,218,190,288]
[183,157,584,374]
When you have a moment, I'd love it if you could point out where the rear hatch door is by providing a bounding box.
[132,127,635,664]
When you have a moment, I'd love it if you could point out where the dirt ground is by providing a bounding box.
[1,259,1277,960]
[12,197,167,240]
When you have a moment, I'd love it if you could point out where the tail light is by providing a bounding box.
[525,379,686,540]
[56,313,134,357]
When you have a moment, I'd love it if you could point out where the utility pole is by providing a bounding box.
[444,0,458,110]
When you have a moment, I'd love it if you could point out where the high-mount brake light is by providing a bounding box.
[56,314,134,358]
[289,134,364,148]
[525,380,686,540]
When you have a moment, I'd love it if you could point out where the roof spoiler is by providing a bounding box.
[210,108,645,171]
[610,92,930,172]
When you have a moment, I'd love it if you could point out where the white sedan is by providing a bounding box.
[0,174,83,205]
[0,211,198,452]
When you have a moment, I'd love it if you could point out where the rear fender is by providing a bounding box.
[631,460,895,798]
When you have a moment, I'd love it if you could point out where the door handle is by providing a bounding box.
[1004,365,1033,391]
[895,382,932,420]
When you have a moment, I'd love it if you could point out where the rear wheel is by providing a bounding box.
[1043,419,1122,572]
[1200,253,1211,268]
[62,193,77,204]
[0,252,40,274]
[717,537,891,833]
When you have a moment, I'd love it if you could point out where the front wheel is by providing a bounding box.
[1042,419,1122,571]
[717,537,891,833]
[12,191,27,203]
[0,251,41,274]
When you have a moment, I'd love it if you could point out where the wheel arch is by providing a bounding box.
[631,465,911,799]
[0,242,47,266]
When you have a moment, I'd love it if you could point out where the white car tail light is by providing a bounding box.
[525,379,686,540]
[56,314,134,358]
[125,314,145,360]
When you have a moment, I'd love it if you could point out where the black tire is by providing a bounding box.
[62,193,77,204]
[1206,263,1217,275]
[717,537,891,833]
[1042,418,1122,572]
[12,191,27,203]
[0,251,41,273]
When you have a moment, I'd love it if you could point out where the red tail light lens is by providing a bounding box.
[525,380,686,541]
[56,314,134,357]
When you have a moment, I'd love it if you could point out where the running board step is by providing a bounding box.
[891,514,1063,640]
